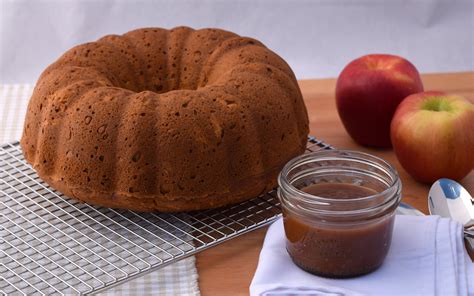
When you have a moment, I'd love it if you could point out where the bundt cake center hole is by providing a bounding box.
[136,79,201,94]
[135,62,204,94]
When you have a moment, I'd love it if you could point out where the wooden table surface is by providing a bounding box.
[196,72,474,295]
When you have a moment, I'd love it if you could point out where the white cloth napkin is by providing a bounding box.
[250,215,474,296]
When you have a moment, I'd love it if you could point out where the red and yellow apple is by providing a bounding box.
[336,54,424,147]
[391,91,474,183]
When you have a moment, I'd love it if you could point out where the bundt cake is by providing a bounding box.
[21,27,309,212]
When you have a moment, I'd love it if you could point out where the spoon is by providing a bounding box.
[428,178,474,240]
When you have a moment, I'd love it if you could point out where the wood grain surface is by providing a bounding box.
[196,72,474,295]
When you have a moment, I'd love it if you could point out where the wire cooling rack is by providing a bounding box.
[0,136,332,295]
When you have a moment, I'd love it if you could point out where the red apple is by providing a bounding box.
[391,91,474,183]
[336,54,424,147]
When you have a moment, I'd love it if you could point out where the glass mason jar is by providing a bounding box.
[277,150,401,278]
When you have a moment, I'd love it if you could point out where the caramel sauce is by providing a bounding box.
[283,183,395,278]
[302,183,377,198]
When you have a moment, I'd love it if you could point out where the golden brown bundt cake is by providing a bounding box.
[20,27,309,212]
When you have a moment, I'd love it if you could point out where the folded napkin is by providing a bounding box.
[250,215,474,296]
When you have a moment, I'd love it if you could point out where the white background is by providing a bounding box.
[1,0,473,84]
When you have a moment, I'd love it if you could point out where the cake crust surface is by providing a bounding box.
[21,27,309,212]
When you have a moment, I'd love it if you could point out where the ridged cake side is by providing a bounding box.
[21,27,309,211]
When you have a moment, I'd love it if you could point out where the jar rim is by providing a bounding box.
[278,149,401,218]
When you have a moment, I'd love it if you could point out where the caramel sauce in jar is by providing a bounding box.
[278,150,401,278]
